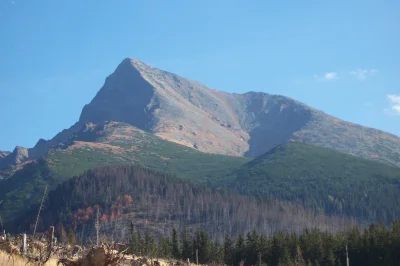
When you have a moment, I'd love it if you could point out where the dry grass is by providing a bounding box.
[0,251,58,266]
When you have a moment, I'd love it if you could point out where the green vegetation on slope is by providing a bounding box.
[0,123,250,222]
[220,141,400,222]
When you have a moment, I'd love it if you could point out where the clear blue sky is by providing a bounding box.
[0,0,399,151]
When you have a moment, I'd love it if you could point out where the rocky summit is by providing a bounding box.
[79,58,400,165]
[1,58,400,168]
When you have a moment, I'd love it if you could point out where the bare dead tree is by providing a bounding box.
[95,207,100,247]
[33,185,48,237]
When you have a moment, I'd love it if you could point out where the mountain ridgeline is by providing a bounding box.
[1,58,399,168]
[79,58,400,165]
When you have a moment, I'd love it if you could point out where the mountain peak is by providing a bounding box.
[76,58,400,164]
[0,146,29,168]
[116,57,151,72]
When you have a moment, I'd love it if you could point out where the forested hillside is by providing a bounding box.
[6,165,357,242]
[221,141,400,223]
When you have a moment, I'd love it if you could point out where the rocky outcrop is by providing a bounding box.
[0,122,84,169]
[0,146,29,168]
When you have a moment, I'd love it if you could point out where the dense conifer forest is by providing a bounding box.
[57,220,400,266]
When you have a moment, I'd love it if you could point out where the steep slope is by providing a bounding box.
[220,141,400,222]
[0,121,250,221]
[79,58,252,156]
[79,58,400,166]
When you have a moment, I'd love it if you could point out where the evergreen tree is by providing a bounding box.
[159,236,172,259]
[193,229,211,264]
[235,234,246,266]
[246,228,260,266]
[172,228,181,259]
[224,234,235,266]
[144,229,156,258]
[181,228,192,261]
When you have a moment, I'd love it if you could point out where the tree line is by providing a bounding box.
[126,220,400,266]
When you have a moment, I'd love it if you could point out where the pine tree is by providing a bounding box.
[224,234,235,266]
[181,228,192,261]
[159,236,172,259]
[235,234,246,266]
[144,229,156,258]
[246,228,260,266]
[172,228,181,259]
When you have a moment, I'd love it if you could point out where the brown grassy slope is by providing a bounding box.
[0,251,58,266]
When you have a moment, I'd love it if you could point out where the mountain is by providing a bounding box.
[0,121,249,221]
[1,58,399,169]
[79,58,400,165]
[219,141,400,222]
[1,57,400,226]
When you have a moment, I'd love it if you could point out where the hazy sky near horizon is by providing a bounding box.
[0,0,399,151]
